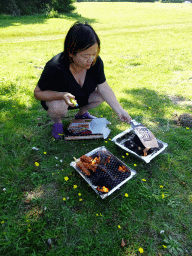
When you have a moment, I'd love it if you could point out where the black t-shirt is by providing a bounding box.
[38,52,106,107]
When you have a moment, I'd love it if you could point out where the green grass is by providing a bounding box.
[0,2,192,255]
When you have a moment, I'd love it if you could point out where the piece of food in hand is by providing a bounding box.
[76,161,91,176]
[96,186,109,193]
[70,98,79,107]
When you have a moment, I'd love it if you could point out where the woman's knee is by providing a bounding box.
[88,90,104,105]
[46,100,68,116]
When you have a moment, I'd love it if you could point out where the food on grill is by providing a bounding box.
[77,155,99,174]
[80,155,99,172]
[88,163,97,172]
[118,165,130,173]
[80,155,93,164]
[104,156,111,165]
[76,161,91,176]
[92,155,101,164]
[96,186,109,193]
[143,147,150,156]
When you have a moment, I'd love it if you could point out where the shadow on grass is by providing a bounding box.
[121,87,175,119]
[0,12,97,28]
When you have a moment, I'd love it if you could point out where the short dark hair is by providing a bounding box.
[64,22,100,65]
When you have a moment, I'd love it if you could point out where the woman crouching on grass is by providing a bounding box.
[34,21,132,139]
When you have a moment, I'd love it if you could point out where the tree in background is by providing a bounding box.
[0,0,75,16]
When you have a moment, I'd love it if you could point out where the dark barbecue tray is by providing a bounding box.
[70,146,136,199]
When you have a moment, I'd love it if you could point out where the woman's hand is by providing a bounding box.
[117,109,132,124]
[63,92,76,107]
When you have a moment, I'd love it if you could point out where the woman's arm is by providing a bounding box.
[97,81,132,123]
[34,85,75,107]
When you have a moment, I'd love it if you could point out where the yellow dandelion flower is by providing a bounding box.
[34,162,39,166]
[100,213,102,216]
[126,153,129,156]
[142,179,146,182]
[105,141,108,143]
[1,221,5,224]
[139,247,144,253]
[122,156,125,158]
[163,245,167,248]
[79,198,83,201]
[118,225,121,229]
[43,152,47,154]
[64,177,69,181]
[63,197,66,201]
[186,127,189,130]
[100,115,103,117]
[134,164,137,167]
[162,193,165,199]
[125,193,129,197]
[96,213,99,216]
[108,138,111,141]
[78,193,81,196]
[73,185,77,189]
[159,185,163,188]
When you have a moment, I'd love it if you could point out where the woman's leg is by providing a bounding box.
[46,100,68,123]
[77,89,104,115]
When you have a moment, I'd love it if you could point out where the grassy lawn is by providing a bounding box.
[0,2,192,255]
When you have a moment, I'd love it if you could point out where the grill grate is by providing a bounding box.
[70,146,136,199]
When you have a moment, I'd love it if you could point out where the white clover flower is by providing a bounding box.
[3,188,6,191]
[32,147,39,150]
[160,230,165,234]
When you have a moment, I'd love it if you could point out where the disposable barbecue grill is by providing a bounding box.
[112,128,168,163]
[70,146,136,199]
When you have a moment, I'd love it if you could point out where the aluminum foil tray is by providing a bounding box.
[112,128,168,163]
[70,146,136,199]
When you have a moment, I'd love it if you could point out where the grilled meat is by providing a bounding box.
[118,165,130,173]
[76,161,91,176]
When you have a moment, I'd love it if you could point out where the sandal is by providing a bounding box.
[75,111,97,119]
[52,123,64,140]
